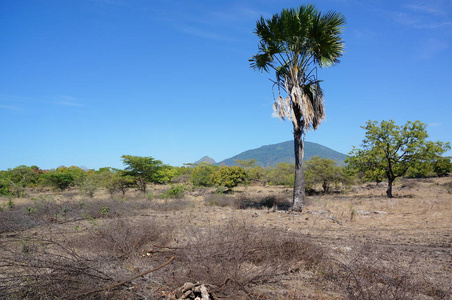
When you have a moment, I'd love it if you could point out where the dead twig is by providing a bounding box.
[72,256,175,299]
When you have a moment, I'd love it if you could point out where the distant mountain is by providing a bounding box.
[194,156,216,165]
[217,140,346,168]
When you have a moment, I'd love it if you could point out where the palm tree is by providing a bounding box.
[250,4,345,211]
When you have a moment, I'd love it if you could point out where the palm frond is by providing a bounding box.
[251,4,345,131]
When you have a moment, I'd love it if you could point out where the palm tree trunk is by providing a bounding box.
[293,125,306,211]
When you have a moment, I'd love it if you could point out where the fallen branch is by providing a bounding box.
[72,256,175,299]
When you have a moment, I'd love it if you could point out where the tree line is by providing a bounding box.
[0,155,351,198]
[1,121,450,199]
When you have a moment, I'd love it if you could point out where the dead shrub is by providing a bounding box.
[76,217,173,260]
[0,217,174,299]
[442,181,452,193]
[0,235,115,299]
[150,198,192,211]
[238,194,292,210]
[162,219,325,296]
[0,209,38,233]
[203,193,240,208]
[328,247,450,300]
[0,196,157,234]
[399,179,418,189]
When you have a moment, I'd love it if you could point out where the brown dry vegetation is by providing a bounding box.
[0,177,451,299]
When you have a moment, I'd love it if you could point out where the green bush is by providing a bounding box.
[40,171,74,191]
[192,163,219,187]
[305,156,352,193]
[160,184,186,199]
[0,166,39,197]
[265,163,294,186]
[404,161,434,178]
[210,166,247,189]
[433,157,451,177]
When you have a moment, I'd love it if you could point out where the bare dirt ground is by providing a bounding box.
[1,177,451,299]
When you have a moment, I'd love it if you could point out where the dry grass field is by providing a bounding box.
[1,177,451,299]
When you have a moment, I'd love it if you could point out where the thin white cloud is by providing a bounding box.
[428,122,442,127]
[56,101,85,107]
[177,25,232,41]
[0,104,22,111]
[395,12,452,29]
[406,3,445,16]
[413,38,449,59]
[55,96,85,107]
[394,0,452,29]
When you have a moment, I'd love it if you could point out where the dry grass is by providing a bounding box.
[161,218,326,297]
[0,178,450,299]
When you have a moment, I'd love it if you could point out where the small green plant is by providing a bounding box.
[99,206,110,215]
[146,191,154,200]
[62,207,69,215]
[215,186,229,194]
[83,213,97,225]
[6,198,14,209]
[160,184,186,199]
[18,239,35,254]
[26,206,37,215]
[350,205,356,222]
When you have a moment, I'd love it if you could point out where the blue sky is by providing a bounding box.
[1,0,451,170]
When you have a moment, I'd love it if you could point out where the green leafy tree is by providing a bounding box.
[78,172,102,198]
[0,170,9,195]
[266,163,295,186]
[170,166,193,183]
[248,166,267,184]
[98,168,135,196]
[250,4,346,211]
[40,171,74,191]
[154,165,177,184]
[191,163,219,187]
[405,161,434,178]
[234,159,257,169]
[346,120,451,198]
[1,166,39,197]
[40,166,87,191]
[433,157,451,177]
[234,159,261,183]
[121,155,166,193]
[305,156,351,193]
[61,166,87,185]
[211,166,247,189]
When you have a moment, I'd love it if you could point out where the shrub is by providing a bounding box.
[0,166,39,197]
[404,161,434,178]
[329,248,450,300]
[164,220,326,296]
[203,192,239,208]
[78,174,101,197]
[40,171,74,191]
[305,156,352,193]
[238,194,292,210]
[266,163,295,186]
[191,163,218,187]
[433,157,451,177]
[83,218,172,259]
[159,184,187,199]
[210,166,247,189]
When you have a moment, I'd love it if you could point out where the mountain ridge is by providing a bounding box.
[194,141,347,168]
